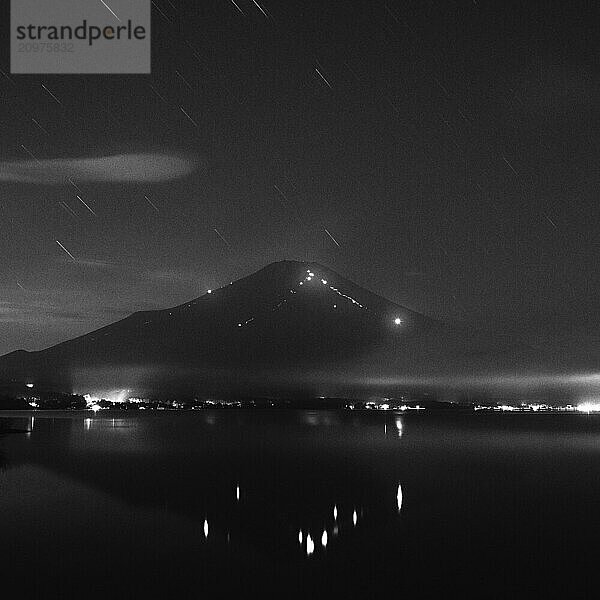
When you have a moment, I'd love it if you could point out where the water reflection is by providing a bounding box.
[396,417,403,437]
[1,411,409,592]
[302,411,335,427]
[306,534,314,555]
[83,417,131,430]
[2,411,600,597]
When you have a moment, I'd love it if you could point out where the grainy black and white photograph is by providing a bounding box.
[2,1,600,598]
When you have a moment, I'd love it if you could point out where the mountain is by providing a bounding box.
[0,260,522,399]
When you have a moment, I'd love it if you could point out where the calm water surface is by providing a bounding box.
[1,410,599,598]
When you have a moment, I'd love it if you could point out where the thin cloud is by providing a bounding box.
[0,299,130,326]
[55,257,116,269]
[0,152,200,184]
[144,269,199,283]
[0,301,89,324]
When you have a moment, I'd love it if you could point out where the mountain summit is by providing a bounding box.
[0,260,505,398]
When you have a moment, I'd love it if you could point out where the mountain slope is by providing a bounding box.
[0,260,515,397]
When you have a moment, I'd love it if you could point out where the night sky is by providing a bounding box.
[1,0,599,355]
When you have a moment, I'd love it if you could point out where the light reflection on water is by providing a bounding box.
[321,530,328,548]
[2,410,600,596]
[396,416,403,437]
[306,533,314,556]
[1,411,402,567]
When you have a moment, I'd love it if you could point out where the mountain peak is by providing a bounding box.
[0,259,452,398]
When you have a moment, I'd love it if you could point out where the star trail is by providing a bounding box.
[0,0,598,356]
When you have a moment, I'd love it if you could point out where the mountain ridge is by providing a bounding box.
[0,260,525,398]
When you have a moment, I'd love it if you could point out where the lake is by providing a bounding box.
[1,410,599,598]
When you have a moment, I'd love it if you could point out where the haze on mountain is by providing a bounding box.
[0,260,593,402]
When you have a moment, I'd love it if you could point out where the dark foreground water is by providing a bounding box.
[1,410,600,599]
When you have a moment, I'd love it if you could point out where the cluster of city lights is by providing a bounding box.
[360,402,423,411]
[83,390,131,408]
[576,402,600,413]
[473,403,600,412]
